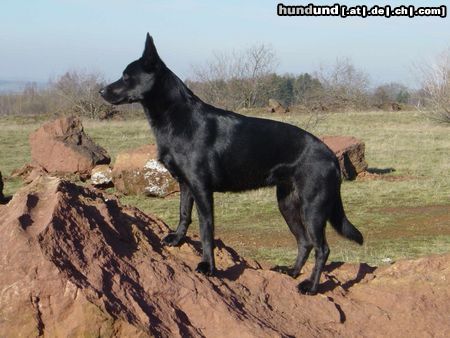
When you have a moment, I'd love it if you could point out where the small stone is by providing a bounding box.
[91,165,113,187]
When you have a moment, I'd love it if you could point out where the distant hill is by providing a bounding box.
[0,80,47,94]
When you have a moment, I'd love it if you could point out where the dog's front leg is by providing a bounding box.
[192,187,215,276]
[162,182,194,246]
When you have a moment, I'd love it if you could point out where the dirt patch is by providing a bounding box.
[218,227,294,249]
[1,176,449,337]
[357,170,417,182]
[374,204,450,237]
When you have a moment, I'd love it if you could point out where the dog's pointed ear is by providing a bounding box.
[142,33,159,68]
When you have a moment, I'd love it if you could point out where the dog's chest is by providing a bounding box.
[157,148,182,181]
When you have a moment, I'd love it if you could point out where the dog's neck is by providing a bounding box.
[141,67,198,129]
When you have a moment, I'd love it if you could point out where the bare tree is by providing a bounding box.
[417,48,450,123]
[315,58,370,111]
[189,44,278,109]
[243,44,278,107]
[0,70,142,118]
[372,82,410,108]
[0,82,51,116]
[53,70,117,119]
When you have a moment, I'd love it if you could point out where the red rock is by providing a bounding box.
[112,144,179,197]
[321,136,368,179]
[29,116,110,175]
[10,163,34,179]
[268,98,289,114]
[11,163,48,184]
[1,176,448,337]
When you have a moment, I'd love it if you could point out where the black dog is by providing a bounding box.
[100,34,363,295]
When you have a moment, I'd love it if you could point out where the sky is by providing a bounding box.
[1,0,449,88]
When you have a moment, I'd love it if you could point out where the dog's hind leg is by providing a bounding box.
[297,194,330,295]
[162,182,194,246]
[276,183,313,278]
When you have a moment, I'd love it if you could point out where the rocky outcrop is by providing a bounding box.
[29,116,110,175]
[112,144,179,197]
[268,99,289,114]
[1,176,449,337]
[321,136,368,180]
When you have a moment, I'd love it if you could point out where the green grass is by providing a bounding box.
[1,110,449,266]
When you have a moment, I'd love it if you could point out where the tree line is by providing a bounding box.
[0,45,448,123]
[186,45,413,113]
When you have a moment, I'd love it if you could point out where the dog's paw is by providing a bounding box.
[289,269,301,279]
[162,232,184,246]
[272,266,301,279]
[298,279,317,295]
[271,266,300,278]
[195,261,215,276]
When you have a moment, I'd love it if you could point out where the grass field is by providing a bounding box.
[1,110,449,266]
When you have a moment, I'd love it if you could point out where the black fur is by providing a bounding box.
[100,34,363,295]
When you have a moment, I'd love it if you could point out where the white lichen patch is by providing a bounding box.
[144,173,170,197]
[144,159,168,172]
[144,182,170,197]
[143,160,172,197]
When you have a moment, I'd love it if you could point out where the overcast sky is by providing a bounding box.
[1,0,449,87]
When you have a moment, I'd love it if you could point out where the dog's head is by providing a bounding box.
[99,33,161,105]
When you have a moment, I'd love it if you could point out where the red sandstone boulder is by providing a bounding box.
[268,98,289,114]
[29,116,110,175]
[0,175,449,337]
[112,144,179,197]
[0,176,337,337]
[321,136,368,180]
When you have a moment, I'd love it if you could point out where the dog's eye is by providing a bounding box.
[122,74,130,81]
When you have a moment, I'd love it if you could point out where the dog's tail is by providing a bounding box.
[329,192,364,245]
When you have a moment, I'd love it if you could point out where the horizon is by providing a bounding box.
[1,0,449,89]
